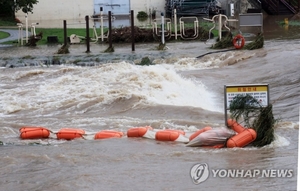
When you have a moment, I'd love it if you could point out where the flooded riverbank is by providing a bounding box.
[0,14,299,191]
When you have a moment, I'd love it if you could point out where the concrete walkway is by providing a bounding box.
[0,29,19,43]
[0,29,31,46]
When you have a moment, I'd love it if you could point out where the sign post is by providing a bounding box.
[224,84,269,125]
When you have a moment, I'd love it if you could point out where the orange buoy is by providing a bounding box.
[94,130,123,139]
[227,119,246,133]
[155,130,180,141]
[233,34,245,49]
[101,130,124,136]
[19,126,50,139]
[162,129,185,135]
[56,128,85,140]
[226,128,257,148]
[127,126,153,137]
[189,126,212,141]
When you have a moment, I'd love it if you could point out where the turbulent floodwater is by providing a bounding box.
[0,15,299,191]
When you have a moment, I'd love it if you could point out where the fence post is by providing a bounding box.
[85,15,90,53]
[63,20,67,46]
[100,7,104,42]
[131,10,135,51]
[108,11,112,49]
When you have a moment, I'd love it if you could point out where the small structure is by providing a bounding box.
[238,13,263,34]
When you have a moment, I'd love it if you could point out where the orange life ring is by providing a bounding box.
[189,126,212,141]
[19,126,50,139]
[127,126,153,137]
[227,119,246,133]
[56,128,85,140]
[94,130,123,139]
[232,34,245,49]
[226,128,257,148]
[155,130,181,141]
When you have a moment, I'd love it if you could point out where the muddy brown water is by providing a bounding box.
[0,15,299,191]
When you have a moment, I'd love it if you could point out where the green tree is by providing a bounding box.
[0,0,39,19]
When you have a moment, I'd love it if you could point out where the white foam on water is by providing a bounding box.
[276,121,299,129]
[267,133,291,148]
[136,64,220,111]
[0,61,222,115]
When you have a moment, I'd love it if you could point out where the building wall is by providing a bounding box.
[15,0,94,27]
[15,0,252,28]
[131,0,166,18]
[16,0,166,22]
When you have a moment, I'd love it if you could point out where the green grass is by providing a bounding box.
[0,18,16,26]
[0,19,220,45]
[200,21,218,36]
[0,31,10,39]
[35,28,97,45]
[0,27,106,45]
[169,21,217,33]
[0,16,218,45]
[0,18,108,45]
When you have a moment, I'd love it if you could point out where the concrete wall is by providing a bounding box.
[15,0,94,27]
[130,0,165,18]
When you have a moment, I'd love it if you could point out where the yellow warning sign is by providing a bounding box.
[226,86,268,93]
[225,84,269,108]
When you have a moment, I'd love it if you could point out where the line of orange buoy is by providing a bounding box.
[94,130,124,139]
[19,121,257,148]
[56,128,85,140]
[127,127,189,142]
[227,119,245,133]
[226,119,257,148]
[20,126,50,139]
[155,130,182,141]
[19,127,123,140]
[127,126,153,137]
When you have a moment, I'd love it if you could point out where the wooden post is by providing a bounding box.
[100,7,104,42]
[131,10,135,51]
[63,20,67,46]
[85,15,90,53]
[108,11,112,49]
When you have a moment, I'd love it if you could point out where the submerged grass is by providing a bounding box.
[243,33,264,50]
[229,94,277,147]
